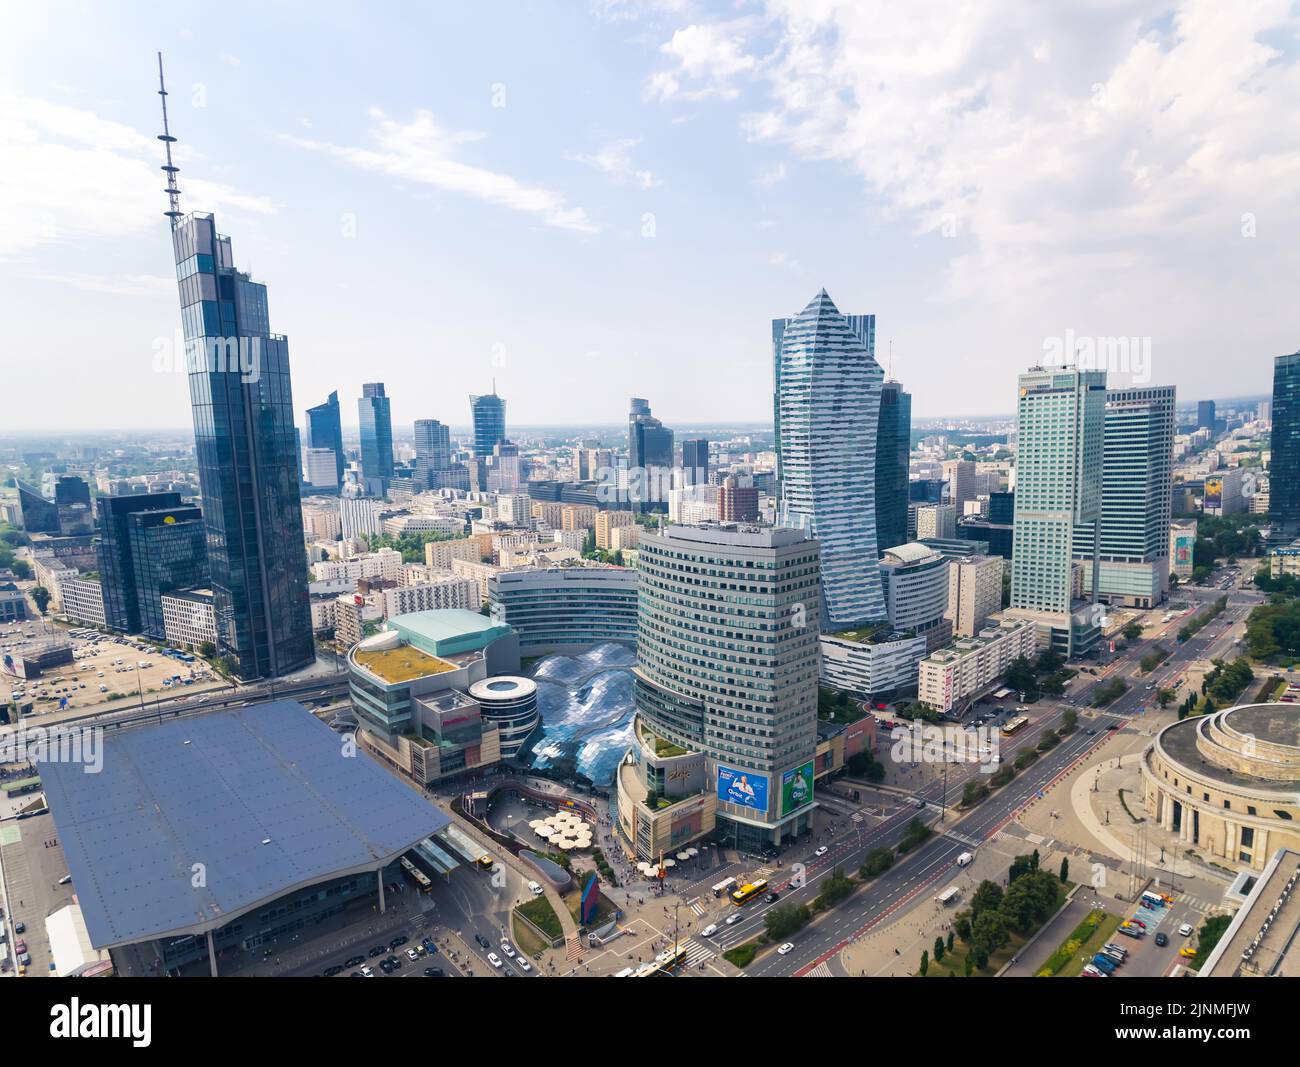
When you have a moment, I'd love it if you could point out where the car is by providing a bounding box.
[368,945,386,958]
[421,937,436,954]
[389,935,408,949]
[700,924,718,938]
[386,955,402,970]
[13,922,23,934]
[500,941,516,958]
[322,965,344,977]
[487,952,503,968]
[15,939,27,954]
[725,912,742,925]
[1178,923,1194,937]
[1154,932,1168,946]
[763,892,780,904]
[517,958,532,972]
[814,846,829,857]
[345,956,365,968]
[777,943,794,955]
[360,965,374,977]
[475,934,491,949]
[423,966,444,977]
[406,948,420,962]
[1179,946,1197,959]
[379,959,393,974]
[1128,917,1146,929]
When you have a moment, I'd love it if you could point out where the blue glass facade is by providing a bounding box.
[16,480,59,535]
[358,383,394,494]
[171,212,314,679]
[129,508,209,641]
[470,391,506,457]
[1271,353,1300,538]
[306,390,345,485]
[875,381,911,554]
[97,492,187,634]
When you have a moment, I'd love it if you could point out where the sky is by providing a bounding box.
[2,0,1298,433]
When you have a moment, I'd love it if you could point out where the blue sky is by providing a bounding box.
[3,0,1299,432]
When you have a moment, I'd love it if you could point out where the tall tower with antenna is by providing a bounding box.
[153,56,314,681]
[156,53,184,225]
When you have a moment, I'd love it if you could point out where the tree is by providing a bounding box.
[30,586,50,615]
[971,880,1004,916]
[934,935,945,962]
[764,903,810,941]
[1060,857,1069,883]
[946,930,954,953]
[198,641,217,660]
[919,949,929,977]
[1122,621,1143,641]
[964,953,974,977]
[860,847,894,879]
[1157,687,1176,709]
[10,559,31,580]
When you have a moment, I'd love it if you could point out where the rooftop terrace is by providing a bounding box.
[353,644,456,684]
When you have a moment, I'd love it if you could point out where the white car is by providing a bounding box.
[725,912,742,926]
[487,952,503,968]
[1178,923,1194,937]
[360,965,374,977]
[700,924,718,938]
[500,941,516,958]
[517,958,531,972]
[814,846,829,857]
[777,943,794,955]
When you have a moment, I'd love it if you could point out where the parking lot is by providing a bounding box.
[1,628,228,718]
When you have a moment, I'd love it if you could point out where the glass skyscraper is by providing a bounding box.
[358,383,394,495]
[306,390,345,486]
[1270,352,1300,539]
[470,389,506,457]
[774,289,887,630]
[16,479,60,534]
[170,212,314,679]
[680,438,709,486]
[414,418,451,489]
[628,397,674,512]
[1008,366,1106,657]
[875,380,911,553]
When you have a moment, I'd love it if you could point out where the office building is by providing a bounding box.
[305,390,345,485]
[470,388,506,457]
[773,289,886,630]
[958,490,1014,560]
[169,211,314,679]
[59,576,107,628]
[488,565,638,655]
[914,503,956,542]
[942,459,975,516]
[946,554,1004,638]
[358,383,394,495]
[160,588,218,649]
[16,479,60,534]
[1203,466,1247,518]
[680,438,709,486]
[1270,353,1300,539]
[1197,399,1217,431]
[53,476,94,535]
[718,476,760,523]
[1072,386,1176,607]
[413,419,451,489]
[628,398,674,512]
[625,524,822,852]
[1007,366,1106,658]
[875,381,911,556]
[819,626,928,699]
[878,542,952,651]
[303,448,340,490]
[467,676,541,760]
[1169,518,1197,579]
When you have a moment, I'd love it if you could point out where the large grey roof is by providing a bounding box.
[38,700,448,949]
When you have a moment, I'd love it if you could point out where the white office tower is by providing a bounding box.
[774,290,886,630]
[1008,366,1107,658]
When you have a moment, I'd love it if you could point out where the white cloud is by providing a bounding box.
[645,22,758,101]
[571,137,662,189]
[756,162,786,186]
[33,272,174,297]
[287,109,597,233]
[0,94,275,258]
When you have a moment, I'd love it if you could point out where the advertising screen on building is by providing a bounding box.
[1205,477,1223,509]
[781,761,815,815]
[716,765,768,812]
[1173,533,1194,566]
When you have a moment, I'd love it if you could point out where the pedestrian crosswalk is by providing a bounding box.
[803,962,833,977]
[688,897,706,917]
[681,938,715,967]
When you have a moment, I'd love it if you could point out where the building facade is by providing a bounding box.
[917,617,1039,714]
[488,565,639,655]
[305,390,345,486]
[358,383,394,495]
[946,554,1004,638]
[875,380,911,556]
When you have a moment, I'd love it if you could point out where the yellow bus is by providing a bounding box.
[477,854,495,871]
[400,857,432,893]
[730,878,769,906]
[1001,715,1029,736]
[638,946,688,975]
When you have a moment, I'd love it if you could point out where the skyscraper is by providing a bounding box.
[774,289,886,630]
[16,479,61,534]
[627,523,822,852]
[1197,399,1217,432]
[1072,386,1175,607]
[306,390,345,485]
[1270,353,1300,539]
[1007,366,1106,657]
[470,388,507,457]
[628,397,674,512]
[680,438,709,486]
[167,211,315,679]
[414,418,451,489]
[358,383,394,495]
[875,381,911,553]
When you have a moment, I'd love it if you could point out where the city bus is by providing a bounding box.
[400,857,432,893]
[1001,715,1030,736]
[3,776,41,798]
[638,946,688,975]
[711,876,737,899]
[730,878,769,906]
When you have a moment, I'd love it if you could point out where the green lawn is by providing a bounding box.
[922,932,1026,977]
[1038,909,1121,977]
[517,894,563,940]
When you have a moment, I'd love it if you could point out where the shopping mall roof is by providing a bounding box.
[37,700,448,950]
[386,608,513,657]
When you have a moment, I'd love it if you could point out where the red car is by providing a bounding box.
[1128,918,1146,929]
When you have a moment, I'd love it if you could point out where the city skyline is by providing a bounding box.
[4,2,1300,432]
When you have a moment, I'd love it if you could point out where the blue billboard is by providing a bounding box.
[716,765,769,812]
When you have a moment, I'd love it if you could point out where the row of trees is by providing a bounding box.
[948,852,1066,971]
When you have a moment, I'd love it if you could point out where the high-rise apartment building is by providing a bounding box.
[358,383,394,495]
[168,211,314,678]
[305,390,345,485]
[1072,386,1175,607]
[1008,366,1106,657]
[946,554,1004,637]
[774,290,886,630]
[942,459,976,516]
[1270,353,1300,539]
[718,476,760,523]
[915,503,956,541]
[470,389,507,457]
[875,381,911,555]
[627,524,822,852]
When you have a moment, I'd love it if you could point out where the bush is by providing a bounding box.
[860,848,894,879]
[723,941,760,968]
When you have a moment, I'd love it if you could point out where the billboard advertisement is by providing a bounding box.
[1204,477,1223,510]
[716,765,768,812]
[1173,532,1194,567]
[781,761,815,815]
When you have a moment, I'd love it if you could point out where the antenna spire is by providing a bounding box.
[156,52,184,226]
